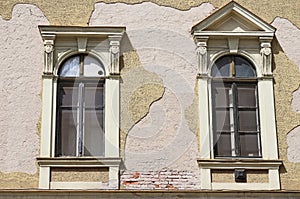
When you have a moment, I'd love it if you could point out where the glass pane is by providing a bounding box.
[239,133,260,157]
[84,110,104,156]
[60,85,78,107]
[235,56,256,77]
[215,110,230,131]
[237,85,257,107]
[238,110,258,131]
[213,85,230,107]
[84,84,104,108]
[214,133,231,156]
[59,110,77,156]
[59,56,80,77]
[84,55,105,77]
[211,56,231,77]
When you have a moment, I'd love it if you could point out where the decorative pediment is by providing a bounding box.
[192,1,275,37]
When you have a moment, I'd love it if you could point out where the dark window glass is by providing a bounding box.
[238,110,258,131]
[214,133,232,156]
[59,109,77,156]
[239,133,260,157]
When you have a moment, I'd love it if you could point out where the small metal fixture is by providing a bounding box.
[234,169,246,182]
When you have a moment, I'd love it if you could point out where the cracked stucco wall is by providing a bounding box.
[0,0,299,190]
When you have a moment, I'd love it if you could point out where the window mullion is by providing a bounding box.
[78,82,84,156]
[229,84,236,157]
[232,82,240,156]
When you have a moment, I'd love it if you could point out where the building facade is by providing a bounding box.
[0,0,300,198]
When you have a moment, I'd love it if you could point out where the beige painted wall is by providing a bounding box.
[0,0,299,190]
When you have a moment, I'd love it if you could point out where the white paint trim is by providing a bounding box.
[39,167,50,189]
[105,78,120,158]
[198,77,211,159]
[51,79,57,157]
[40,77,53,157]
[191,1,275,33]
[200,168,212,190]
[258,79,278,159]
[194,32,274,37]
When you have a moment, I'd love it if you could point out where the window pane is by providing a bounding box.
[211,56,231,77]
[59,56,80,77]
[60,85,78,107]
[213,85,230,107]
[84,55,105,77]
[238,110,258,131]
[215,110,230,131]
[239,133,260,157]
[84,84,104,108]
[84,110,104,156]
[59,110,77,156]
[235,56,256,77]
[237,85,256,107]
[214,133,231,156]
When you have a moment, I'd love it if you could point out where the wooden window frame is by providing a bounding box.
[212,80,261,158]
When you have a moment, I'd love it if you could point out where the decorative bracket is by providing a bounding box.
[109,36,122,75]
[195,36,209,75]
[260,37,273,76]
[43,35,56,75]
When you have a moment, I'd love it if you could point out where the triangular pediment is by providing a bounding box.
[192,1,275,35]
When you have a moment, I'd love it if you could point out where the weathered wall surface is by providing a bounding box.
[271,17,300,190]
[0,0,299,27]
[0,0,299,190]
[90,2,215,189]
[0,4,48,188]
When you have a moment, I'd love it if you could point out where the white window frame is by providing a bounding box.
[37,26,125,189]
[191,2,282,190]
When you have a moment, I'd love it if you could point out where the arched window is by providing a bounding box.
[56,54,105,157]
[211,55,261,157]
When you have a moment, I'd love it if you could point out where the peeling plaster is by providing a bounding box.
[287,126,300,163]
[291,87,300,113]
[1,0,300,27]
[272,18,300,115]
[0,4,48,174]
[272,18,300,70]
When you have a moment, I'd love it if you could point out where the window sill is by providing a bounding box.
[37,157,122,167]
[197,158,282,169]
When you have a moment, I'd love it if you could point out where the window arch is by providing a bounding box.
[211,55,261,158]
[56,54,105,157]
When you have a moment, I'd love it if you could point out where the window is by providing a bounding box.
[37,26,125,189]
[211,55,261,158]
[191,1,281,190]
[56,54,105,157]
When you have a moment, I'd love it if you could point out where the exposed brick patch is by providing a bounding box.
[121,170,198,190]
